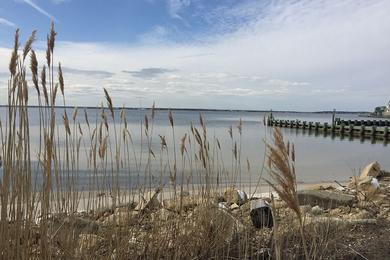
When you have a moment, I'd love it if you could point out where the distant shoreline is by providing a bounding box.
[0,105,369,114]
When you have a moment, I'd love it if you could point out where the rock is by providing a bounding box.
[250,199,273,228]
[135,188,161,212]
[224,188,248,206]
[297,190,355,209]
[78,234,103,253]
[311,205,324,215]
[359,161,381,179]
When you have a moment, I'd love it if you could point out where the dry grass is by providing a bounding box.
[0,25,379,259]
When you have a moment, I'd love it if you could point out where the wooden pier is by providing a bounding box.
[267,115,390,142]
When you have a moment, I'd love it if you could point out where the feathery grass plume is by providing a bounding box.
[46,39,51,67]
[159,135,167,149]
[228,125,233,139]
[200,113,206,133]
[120,107,125,120]
[63,112,71,135]
[151,101,155,120]
[23,30,36,61]
[41,65,49,105]
[101,109,108,131]
[78,123,83,135]
[233,142,237,160]
[52,83,59,105]
[30,50,39,94]
[180,133,187,156]
[84,109,90,129]
[265,127,309,259]
[168,110,174,127]
[99,136,108,159]
[237,118,242,135]
[72,106,78,121]
[58,63,64,95]
[48,22,56,52]
[103,88,114,119]
[23,80,28,103]
[149,149,155,158]
[144,115,149,132]
[9,29,19,76]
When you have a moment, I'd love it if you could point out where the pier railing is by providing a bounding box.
[267,115,390,142]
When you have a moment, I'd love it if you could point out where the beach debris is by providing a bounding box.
[224,187,248,206]
[250,199,273,228]
[360,161,381,179]
[229,203,240,210]
[297,190,355,209]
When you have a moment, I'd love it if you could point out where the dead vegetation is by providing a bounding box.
[0,25,389,259]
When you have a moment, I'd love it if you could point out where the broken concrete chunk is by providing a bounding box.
[250,199,273,229]
[297,190,355,209]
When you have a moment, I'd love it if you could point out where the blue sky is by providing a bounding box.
[0,0,390,110]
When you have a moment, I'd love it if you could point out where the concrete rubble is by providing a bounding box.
[70,162,390,256]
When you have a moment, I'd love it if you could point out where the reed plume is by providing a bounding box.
[9,29,19,76]
[23,30,36,61]
[266,127,309,259]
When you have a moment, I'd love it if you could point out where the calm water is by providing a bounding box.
[0,107,388,189]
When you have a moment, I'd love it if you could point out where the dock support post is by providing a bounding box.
[332,109,336,127]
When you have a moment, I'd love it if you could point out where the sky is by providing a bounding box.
[0,0,389,111]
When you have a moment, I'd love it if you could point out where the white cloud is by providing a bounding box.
[167,0,191,19]
[23,0,57,21]
[1,0,389,111]
[0,18,17,28]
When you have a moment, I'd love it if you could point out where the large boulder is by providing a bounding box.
[297,190,355,209]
